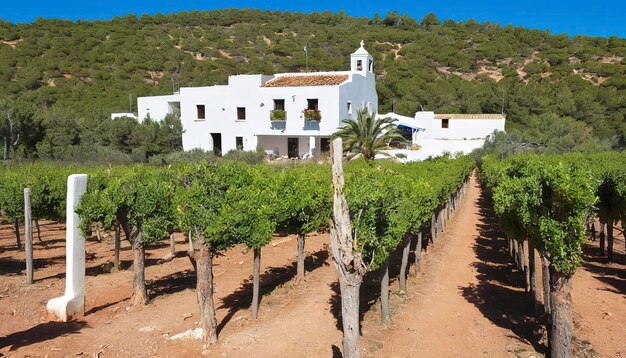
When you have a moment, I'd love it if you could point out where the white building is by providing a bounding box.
[137,41,377,158]
[136,41,505,161]
[380,111,506,161]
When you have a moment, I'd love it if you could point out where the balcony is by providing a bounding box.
[302,109,321,122]
[270,109,287,122]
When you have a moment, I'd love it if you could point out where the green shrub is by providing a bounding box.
[149,148,216,165]
[270,109,286,121]
[222,145,265,165]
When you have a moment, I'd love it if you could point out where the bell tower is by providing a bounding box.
[350,40,373,74]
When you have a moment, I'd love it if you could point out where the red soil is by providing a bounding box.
[0,174,624,357]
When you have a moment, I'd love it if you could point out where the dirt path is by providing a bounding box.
[1,173,624,357]
[374,173,540,357]
[573,228,626,357]
[374,174,625,358]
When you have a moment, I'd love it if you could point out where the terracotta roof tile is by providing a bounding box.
[262,74,349,87]
[434,114,505,120]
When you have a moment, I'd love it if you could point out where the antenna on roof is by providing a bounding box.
[304,45,308,72]
[500,87,505,115]
[419,104,424,111]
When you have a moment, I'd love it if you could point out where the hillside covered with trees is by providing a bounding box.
[0,9,624,161]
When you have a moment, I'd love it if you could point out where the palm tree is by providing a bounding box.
[331,109,407,161]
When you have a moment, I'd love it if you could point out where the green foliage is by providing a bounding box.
[0,170,26,221]
[42,145,135,164]
[219,163,277,250]
[0,99,183,163]
[148,148,215,166]
[0,163,93,223]
[472,109,615,160]
[480,152,626,274]
[124,168,174,243]
[587,153,626,225]
[276,164,332,235]
[173,162,237,250]
[269,109,286,121]
[35,106,80,158]
[524,62,549,76]
[222,145,265,165]
[421,13,440,29]
[76,166,175,245]
[174,161,278,251]
[344,156,473,270]
[76,176,116,232]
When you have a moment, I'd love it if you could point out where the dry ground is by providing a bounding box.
[0,174,624,357]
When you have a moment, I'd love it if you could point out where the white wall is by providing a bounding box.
[420,138,487,156]
[427,118,505,139]
[339,72,378,121]
[258,136,284,156]
[383,138,487,162]
[258,135,315,158]
[414,111,436,134]
[179,81,254,152]
[137,94,180,122]
[172,71,377,153]
[258,82,342,136]
[178,74,343,153]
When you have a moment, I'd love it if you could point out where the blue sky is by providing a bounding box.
[2,0,625,38]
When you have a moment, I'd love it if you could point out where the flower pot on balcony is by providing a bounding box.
[302,109,321,122]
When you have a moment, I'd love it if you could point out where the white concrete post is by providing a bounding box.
[47,174,88,321]
[309,136,316,157]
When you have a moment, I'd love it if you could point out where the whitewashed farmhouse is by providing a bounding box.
[137,41,377,158]
[135,41,505,161]
[380,111,506,161]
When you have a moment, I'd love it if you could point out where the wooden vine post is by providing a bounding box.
[197,240,218,344]
[398,233,411,292]
[251,247,261,319]
[296,233,306,281]
[540,252,551,314]
[598,221,605,256]
[527,240,538,313]
[329,138,364,358]
[414,231,423,273]
[24,188,33,284]
[14,219,21,250]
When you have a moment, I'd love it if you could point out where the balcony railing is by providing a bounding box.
[270,109,286,121]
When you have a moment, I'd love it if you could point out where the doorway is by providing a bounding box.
[287,138,299,158]
[320,138,330,154]
[210,133,222,156]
